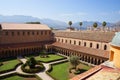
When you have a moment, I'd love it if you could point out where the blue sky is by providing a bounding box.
[0,0,120,23]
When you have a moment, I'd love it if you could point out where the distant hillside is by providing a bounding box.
[0,15,67,29]
[0,15,117,30]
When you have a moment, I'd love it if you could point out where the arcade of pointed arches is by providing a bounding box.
[47,47,107,65]
[0,46,43,59]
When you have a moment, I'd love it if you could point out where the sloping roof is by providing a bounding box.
[52,42,109,58]
[0,23,50,30]
[54,31,115,43]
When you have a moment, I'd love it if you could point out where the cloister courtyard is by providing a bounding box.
[0,51,92,80]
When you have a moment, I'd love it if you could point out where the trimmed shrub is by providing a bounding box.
[21,62,45,73]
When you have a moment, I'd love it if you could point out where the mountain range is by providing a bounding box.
[0,15,119,29]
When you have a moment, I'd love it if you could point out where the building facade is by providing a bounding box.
[0,24,115,66]
[47,31,115,65]
[0,23,53,59]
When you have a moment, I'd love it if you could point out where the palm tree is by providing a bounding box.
[93,22,98,30]
[102,21,107,31]
[70,56,79,70]
[79,22,82,31]
[68,21,72,28]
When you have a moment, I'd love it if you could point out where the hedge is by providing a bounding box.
[21,62,45,73]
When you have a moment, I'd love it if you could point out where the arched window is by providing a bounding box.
[84,42,86,46]
[79,41,81,45]
[17,32,20,35]
[70,40,71,44]
[37,31,39,35]
[62,39,63,43]
[12,32,14,36]
[65,40,67,43]
[27,32,30,35]
[90,43,92,48]
[32,32,34,35]
[58,39,60,42]
[74,41,76,45]
[23,32,25,35]
[5,32,8,35]
[96,44,99,49]
[104,45,107,50]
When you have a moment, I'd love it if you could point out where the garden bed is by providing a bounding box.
[0,59,22,74]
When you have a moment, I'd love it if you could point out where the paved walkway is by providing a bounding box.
[0,71,16,77]
[49,59,68,65]
[19,58,27,64]
[16,65,34,75]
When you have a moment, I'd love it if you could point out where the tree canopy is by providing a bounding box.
[93,22,98,28]
[68,21,72,27]
[70,56,79,69]
[79,22,82,26]
[102,21,107,27]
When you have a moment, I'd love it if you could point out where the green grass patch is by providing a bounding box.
[2,75,23,80]
[0,59,20,72]
[35,54,65,62]
[2,75,38,80]
[49,62,69,80]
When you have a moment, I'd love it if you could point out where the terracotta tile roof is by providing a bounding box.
[52,42,109,58]
[54,31,115,43]
[0,23,50,30]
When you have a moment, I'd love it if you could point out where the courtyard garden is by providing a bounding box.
[0,53,92,80]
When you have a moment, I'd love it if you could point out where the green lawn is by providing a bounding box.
[49,62,92,80]
[0,59,20,72]
[2,75,23,80]
[35,54,65,62]
[49,62,69,80]
[2,75,38,80]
